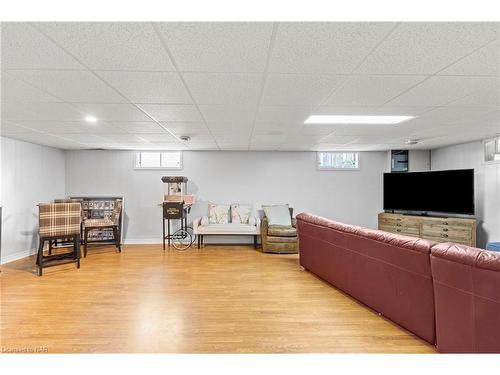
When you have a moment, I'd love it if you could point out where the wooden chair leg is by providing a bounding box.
[84,228,89,258]
[112,226,121,252]
[36,239,44,276]
[254,235,258,249]
[75,235,81,269]
[197,235,200,249]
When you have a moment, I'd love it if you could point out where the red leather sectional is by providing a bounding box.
[296,212,500,353]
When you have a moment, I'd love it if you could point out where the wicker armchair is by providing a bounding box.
[83,199,122,257]
[261,207,298,254]
[37,202,82,276]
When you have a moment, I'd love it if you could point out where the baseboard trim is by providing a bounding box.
[1,248,37,265]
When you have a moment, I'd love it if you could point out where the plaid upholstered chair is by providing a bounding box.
[52,198,84,252]
[37,202,82,276]
[83,199,122,257]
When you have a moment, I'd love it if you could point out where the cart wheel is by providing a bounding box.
[184,226,196,245]
[172,229,192,251]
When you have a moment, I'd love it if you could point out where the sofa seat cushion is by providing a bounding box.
[197,223,258,235]
[267,235,297,243]
[268,225,297,237]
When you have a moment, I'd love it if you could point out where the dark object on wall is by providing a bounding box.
[383,169,475,216]
[161,176,188,183]
[391,150,409,172]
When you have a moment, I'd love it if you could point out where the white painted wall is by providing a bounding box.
[431,140,500,248]
[0,137,66,263]
[65,150,387,243]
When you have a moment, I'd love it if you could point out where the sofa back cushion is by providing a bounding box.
[262,204,292,226]
[430,242,500,353]
[231,204,252,224]
[296,212,436,344]
[208,203,230,224]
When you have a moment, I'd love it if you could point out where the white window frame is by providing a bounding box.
[316,151,361,171]
[134,151,183,170]
[483,137,500,164]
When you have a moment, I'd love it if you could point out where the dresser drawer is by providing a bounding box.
[379,224,419,237]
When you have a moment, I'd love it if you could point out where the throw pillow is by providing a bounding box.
[262,204,292,226]
[231,204,252,224]
[208,203,230,224]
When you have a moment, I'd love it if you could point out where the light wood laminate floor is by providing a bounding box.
[0,245,435,353]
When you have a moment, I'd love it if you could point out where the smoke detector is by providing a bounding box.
[405,139,419,145]
[179,135,191,142]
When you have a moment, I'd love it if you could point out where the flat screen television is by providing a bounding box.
[383,169,475,216]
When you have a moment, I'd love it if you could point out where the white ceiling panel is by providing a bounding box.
[183,73,262,106]
[1,120,37,134]
[138,104,203,122]
[385,76,493,107]
[439,40,500,76]
[322,75,426,106]
[269,23,395,74]
[98,71,191,104]
[261,74,345,106]
[198,104,255,123]
[2,22,499,151]
[157,22,274,72]
[8,70,125,103]
[1,23,84,70]
[36,22,175,71]
[110,122,166,133]
[356,23,499,75]
[3,101,85,121]
[2,73,62,103]
[74,103,152,122]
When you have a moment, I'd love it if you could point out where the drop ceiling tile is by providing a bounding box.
[8,70,125,103]
[36,22,175,71]
[322,75,426,106]
[6,120,125,134]
[198,104,255,123]
[416,107,499,125]
[157,22,273,72]
[439,40,500,76]
[385,76,493,107]
[160,122,209,135]
[137,133,177,142]
[3,101,84,121]
[255,105,312,124]
[269,22,395,74]
[319,134,360,144]
[211,125,252,137]
[74,103,152,122]
[138,104,202,122]
[1,74,62,103]
[443,78,500,108]
[110,122,165,133]
[183,73,262,106]
[1,23,84,70]
[98,71,192,104]
[261,74,345,106]
[0,121,36,134]
[356,23,500,74]
[253,122,303,135]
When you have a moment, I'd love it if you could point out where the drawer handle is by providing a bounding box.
[443,228,449,232]
[443,222,449,225]
[442,234,449,238]
[396,229,401,232]
[396,223,402,227]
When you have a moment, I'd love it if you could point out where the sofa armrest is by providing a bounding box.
[292,217,297,228]
[192,217,202,234]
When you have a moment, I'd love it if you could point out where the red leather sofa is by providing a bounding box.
[296,213,436,344]
[296,212,500,353]
[431,242,500,353]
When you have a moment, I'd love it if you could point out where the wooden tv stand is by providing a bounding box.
[378,212,477,247]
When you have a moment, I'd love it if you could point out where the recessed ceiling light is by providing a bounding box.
[84,115,98,123]
[304,115,414,125]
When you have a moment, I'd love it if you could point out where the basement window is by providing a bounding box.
[317,152,360,170]
[484,137,500,163]
[135,151,182,169]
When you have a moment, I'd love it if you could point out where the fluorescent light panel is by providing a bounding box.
[304,115,414,125]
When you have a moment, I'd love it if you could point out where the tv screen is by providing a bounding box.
[383,169,475,216]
